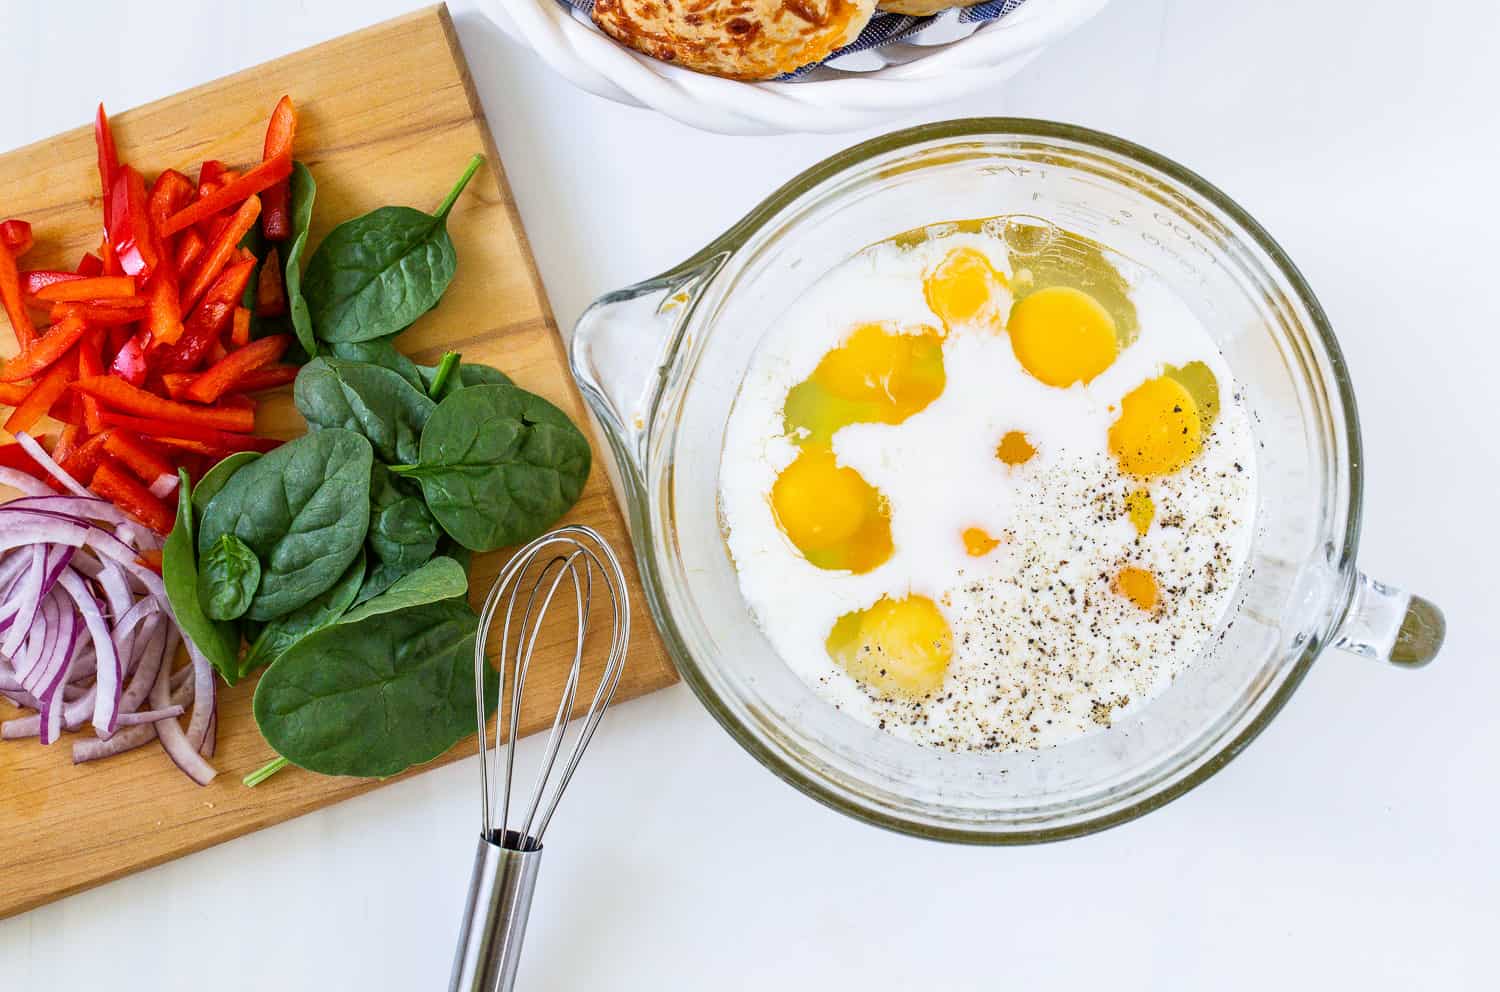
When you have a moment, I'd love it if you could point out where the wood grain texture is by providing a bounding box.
[0,5,674,920]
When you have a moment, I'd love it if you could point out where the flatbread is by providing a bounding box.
[592,0,878,80]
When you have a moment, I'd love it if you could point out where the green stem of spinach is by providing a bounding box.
[243,755,290,788]
[434,154,485,220]
[427,351,461,398]
[387,464,418,475]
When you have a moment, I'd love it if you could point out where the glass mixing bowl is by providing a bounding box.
[570,119,1445,842]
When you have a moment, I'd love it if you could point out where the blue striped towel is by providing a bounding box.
[564,0,1031,78]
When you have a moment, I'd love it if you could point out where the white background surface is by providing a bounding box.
[2,1,1497,988]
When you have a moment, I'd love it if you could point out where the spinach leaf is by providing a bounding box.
[294,357,435,465]
[395,384,590,551]
[192,451,261,515]
[418,358,511,402]
[302,155,483,344]
[197,533,260,621]
[438,535,473,575]
[239,548,366,678]
[253,597,488,777]
[340,556,468,625]
[162,469,242,684]
[198,429,373,621]
[284,161,318,357]
[368,463,440,571]
[330,337,425,392]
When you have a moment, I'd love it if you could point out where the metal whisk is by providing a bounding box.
[448,525,630,992]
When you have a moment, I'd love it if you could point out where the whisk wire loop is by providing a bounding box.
[472,525,630,848]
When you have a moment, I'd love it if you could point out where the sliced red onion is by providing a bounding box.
[73,724,155,763]
[147,474,178,500]
[116,704,184,725]
[56,569,120,738]
[200,710,217,758]
[15,432,91,497]
[2,495,137,530]
[1,548,46,656]
[0,467,55,498]
[2,479,218,784]
[149,652,216,786]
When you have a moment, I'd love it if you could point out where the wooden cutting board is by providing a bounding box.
[0,5,675,920]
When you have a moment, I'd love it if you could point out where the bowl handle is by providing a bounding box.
[1332,571,1445,667]
[569,254,726,476]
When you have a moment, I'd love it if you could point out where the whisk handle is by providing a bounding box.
[449,831,543,992]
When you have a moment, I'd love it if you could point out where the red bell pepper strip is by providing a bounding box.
[255,247,289,317]
[94,104,119,201]
[163,156,288,237]
[261,97,297,240]
[51,423,82,466]
[198,160,232,187]
[153,169,196,220]
[0,220,33,257]
[49,391,84,428]
[109,329,152,387]
[184,334,290,404]
[77,331,105,433]
[91,457,176,534]
[105,323,132,360]
[0,382,31,404]
[77,252,104,277]
[231,363,299,393]
[158,257,255,372]
[143,173,187,345]
[20,270,85,296]
[0,241,38,350]
[99,412,280,453]
[230,306,251,347]
[0,442,59,486]
[217,394,256,413]
[144,271,184,344]
[72,375,256,433]
[58,431,111,484]
[0,311,88,382]
[181,197,261,310]
[4,355,76,434]
[103,430,177,495]
[175,228,206,275]
[106,166,159,279]
[51,300,148,325]
[100,238,122,278]
[136,548,165,573]
[159,373,195,401]
[34,276,136,303]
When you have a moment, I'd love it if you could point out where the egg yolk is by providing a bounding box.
[1108,375,1203,477]
[1164,360,1221,434]
[1008,286,1119,387]
[1115,566,1159,611]
[826,594,953,697]
[770,446,892,573]
[783,323,946,445]
[995,430,1036,466]
[923,247,1005,332]
[1124,488,1155,536]
[962,527,1000,557]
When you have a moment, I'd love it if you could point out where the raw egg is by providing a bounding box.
[770,445,892,573]
[923,246,1006,333]
[783,322,945,445]
[826,594,954,697]
[1108,375,1202,477]
[1008,286,1119,387]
